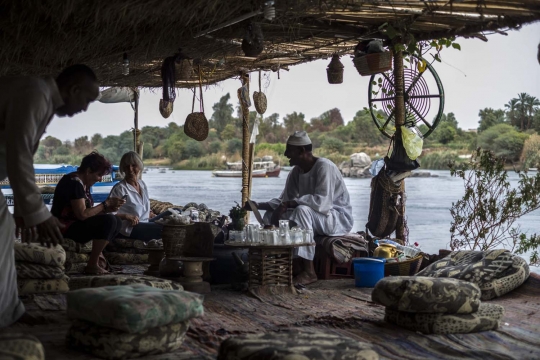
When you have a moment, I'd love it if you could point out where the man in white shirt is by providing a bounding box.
[246,131,354,285]
[0,64,100,327]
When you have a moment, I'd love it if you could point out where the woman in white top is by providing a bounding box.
[109,151,165,241]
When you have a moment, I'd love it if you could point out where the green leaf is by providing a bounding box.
[385,24,398,39]
[378,77,383,84]
[371,81,377,85]
[387,104,393,109]
[452,43,461,50]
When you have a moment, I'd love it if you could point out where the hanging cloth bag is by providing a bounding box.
[184,67,209,141]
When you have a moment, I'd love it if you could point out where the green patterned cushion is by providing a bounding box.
[417,250,530,300]
[17,275,70,295]
[218,331,379,360]
[67,319,189,360]
[69,275,183,291]
[104,252,149,265]
[65,251,89,264]
[67,284,204,333]
[0,333,44,360]
[15,262,65,279]
[65,262,87,275]
[384,303,504,334]
[372,276,481,314]
[14,243,66,267]
[61,238,92,253]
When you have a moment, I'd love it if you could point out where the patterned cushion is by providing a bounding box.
[217,331,379,360]
[67,319,189,360]
[417,250,530,300]
[65,262,87,275]
[67,284,204,333]
[371,276,481,314]
[69,275,183,291]
[104,252,149,265]
[384,303,505,334]
[110,238,147,249]
[17,275,70,295]
[105,244,148,254]
[61,238,92,253]
[15,262,65,279]
[14,243,66,267]
[65,252,89,264]
[0,333,45,360]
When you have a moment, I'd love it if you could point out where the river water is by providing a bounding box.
[143,168,540,271]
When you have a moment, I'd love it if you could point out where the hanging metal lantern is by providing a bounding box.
[326,54,344,84]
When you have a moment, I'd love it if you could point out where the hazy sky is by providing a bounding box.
[45,22,540,141]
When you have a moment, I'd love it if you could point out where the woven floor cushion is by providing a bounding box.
[61,238,92,253]
[218,331,379,360]
[105,244,148,255]
[417,250,530,300]
[0,333,45,360]
[67,284,204,333]
[67,319,189,360]
[65,262,87,275]
[15,262,65,280]
[372,276,481,314]
[110,238,147,249]
[69,275,183,291]
[384,303,504,334]
[66,252,90,264]
[17,275,70,295]
[103,252,148,265]
[14,243,66,267]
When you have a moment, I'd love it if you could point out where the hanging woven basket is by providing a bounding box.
[159,99,173,119]
[353,51,393,76]
[184,112,209,141]
[177,58,193,80]
[253,91,267,114]
[326,54,344,84]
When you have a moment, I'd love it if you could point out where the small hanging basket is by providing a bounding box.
[184,66,209,141]
[177,58,193,80]
[159,99,173,119]
[242,22,264,57]
[253,91,267,115]
[353,51,393,76]
[326,54,344,84]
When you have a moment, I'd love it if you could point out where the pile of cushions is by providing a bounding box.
[372,276,505,334]
[218,331,379,360]
[14,242,69,295]
[417,249,530,300]
[66,284,204,359]
[0,333,45,360]
[103,238,149,265]
[69,274,183,291]
[61,238,92,275]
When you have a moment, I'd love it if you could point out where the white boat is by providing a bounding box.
[220,156,281,177]
[282,166,294,171]
[212,168,267,178]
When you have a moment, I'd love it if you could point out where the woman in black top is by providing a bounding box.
[51,151,125,274]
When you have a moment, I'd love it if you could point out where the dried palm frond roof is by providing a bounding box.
[0,0,539,88]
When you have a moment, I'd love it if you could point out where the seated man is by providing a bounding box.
[246,131,353,285]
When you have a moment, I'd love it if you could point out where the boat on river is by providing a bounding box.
[0,164,122,205]
[213,156,281,178]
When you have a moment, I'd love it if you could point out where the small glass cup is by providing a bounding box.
[303,229,313,244]
[279,220,290,237]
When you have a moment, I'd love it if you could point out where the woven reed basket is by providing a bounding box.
[184,112,209,141]
[159,99,173,119]
[253,91,267,114]
[384,253,424,277]
[161,224,194,258]
[353,51,393,76]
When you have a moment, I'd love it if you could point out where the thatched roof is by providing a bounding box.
[1,0,539,88]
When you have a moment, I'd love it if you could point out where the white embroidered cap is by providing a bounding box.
[286,131,312,146]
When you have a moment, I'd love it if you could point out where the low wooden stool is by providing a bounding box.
[168,256,215,294]
[144,247,164,277]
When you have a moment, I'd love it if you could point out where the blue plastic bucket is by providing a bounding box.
[352,257,385,287]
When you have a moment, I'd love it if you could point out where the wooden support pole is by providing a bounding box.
[393,49,406,242]
[239,74,251,223]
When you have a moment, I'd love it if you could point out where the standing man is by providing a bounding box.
[246,131,354,285]
[0,64,100,327]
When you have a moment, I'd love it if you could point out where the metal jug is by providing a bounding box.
[373,243,398,258]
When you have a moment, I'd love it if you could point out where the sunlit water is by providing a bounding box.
[144,168,540,273]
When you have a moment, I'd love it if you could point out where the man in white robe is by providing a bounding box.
[247,131,353,285]
[0,65,100,327]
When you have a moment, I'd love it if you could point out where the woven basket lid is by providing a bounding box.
[159,99,173,118]
[253,91,267,115]
[184,112,209,141]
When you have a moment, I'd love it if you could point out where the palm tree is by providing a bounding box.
[517,93,529,131]
[504,98,519,128]
[525,95,540,130]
